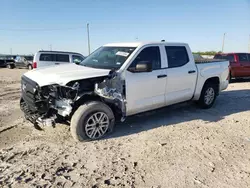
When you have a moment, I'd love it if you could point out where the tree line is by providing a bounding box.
[193,51,222,55]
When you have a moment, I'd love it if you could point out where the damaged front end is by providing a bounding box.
[94,70,127,121]
[20,75,80,128]
[20,70,127,129]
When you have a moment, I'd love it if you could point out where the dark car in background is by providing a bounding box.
[14,55,34,69]
[0,55,16,68]
[214,53,250,81]
[0,56,7,67]
[6,55,34,69]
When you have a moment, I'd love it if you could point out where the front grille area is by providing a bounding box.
[21,75,39,111]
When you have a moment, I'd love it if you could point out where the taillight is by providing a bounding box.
[33,62,37,68]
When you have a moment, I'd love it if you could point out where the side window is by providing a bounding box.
[39,54,54,61]
[226,55,235,62]
[248,54,250,62]
[165,46,189,68]
[238,53,248,62]
[72,55,84,64]
[129,46,161,70]
[56,54,69,62]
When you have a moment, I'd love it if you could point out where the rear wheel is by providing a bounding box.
[197,82,217,109]
[229,71,233,83]
[28,64,33,70]
[70,101,115,142]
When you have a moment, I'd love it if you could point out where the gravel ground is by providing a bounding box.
[0,68,249,188]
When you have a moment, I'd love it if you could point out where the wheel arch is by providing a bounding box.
[203,77,220,95]
[71,94,121,121]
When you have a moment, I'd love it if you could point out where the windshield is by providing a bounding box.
[80,46,136,70]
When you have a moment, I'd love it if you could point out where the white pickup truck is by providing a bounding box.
[20,42,229,141]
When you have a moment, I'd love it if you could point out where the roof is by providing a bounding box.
[103,41,188,47]
[37,50,83,55]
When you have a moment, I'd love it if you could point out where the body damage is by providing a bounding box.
[21,70,126,127]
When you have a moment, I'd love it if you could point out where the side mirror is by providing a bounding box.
[128,61,152,73]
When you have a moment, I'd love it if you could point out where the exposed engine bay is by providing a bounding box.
[20,70,126,128]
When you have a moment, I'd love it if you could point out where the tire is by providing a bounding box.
[28,64,33,70]
[229,72,232,83]
[7,64,13,69]
[70,101,115,142]
[197,82,217,109]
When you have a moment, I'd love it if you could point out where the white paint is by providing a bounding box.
[23,63,110,86]
[23,41,229,117]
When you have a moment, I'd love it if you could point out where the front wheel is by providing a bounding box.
[7,64,14,69]
[197,83,217,109]
[70,101,115,141]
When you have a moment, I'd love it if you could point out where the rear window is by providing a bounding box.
[238,53,248,62]
[56,54,69,62]
[39,53,70,62]
[214,54,234,61]
[24,56,33,61]
[165,46,189,68]
[39,54,54,61]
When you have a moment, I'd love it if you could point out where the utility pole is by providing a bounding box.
[222,33,226,52]
[87,23,90,55]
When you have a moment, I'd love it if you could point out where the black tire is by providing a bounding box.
[229,71,232,83]
[7,64,13,69]
[28,64,33,70]
[197,82,217,109]
[70,101,115,142]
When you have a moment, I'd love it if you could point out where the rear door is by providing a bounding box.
[164,45,197,105]
[237,53,249,77]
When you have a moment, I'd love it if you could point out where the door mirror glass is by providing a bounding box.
[128,61,152,72]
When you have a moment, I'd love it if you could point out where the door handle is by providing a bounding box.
[157,74,167,78]
[188,70,196,74]
[55,63,60,65]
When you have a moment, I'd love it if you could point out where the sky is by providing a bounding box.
[0,0,250,55]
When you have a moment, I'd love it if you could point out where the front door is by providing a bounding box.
[164,46,197,105]
[125,46,167,116]
[55,54,70,66]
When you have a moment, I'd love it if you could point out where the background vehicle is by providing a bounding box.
[214,53,250,81]
[32,51,85,68]
[1,55,16,69]
[20,42,229,141]
[0,55,7,67]
[11,55,34,69]
[193,53,204,60]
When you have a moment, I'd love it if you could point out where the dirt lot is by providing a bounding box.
[0,68,249,188]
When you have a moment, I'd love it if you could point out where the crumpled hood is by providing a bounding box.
[23,63,110,86]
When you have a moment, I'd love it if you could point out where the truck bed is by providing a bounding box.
[195,59,226,64]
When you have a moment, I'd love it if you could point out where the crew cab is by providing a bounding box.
[214,53,250,81]
[20,42,229,141]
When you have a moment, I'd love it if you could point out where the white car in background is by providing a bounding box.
[32,51,85,68]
